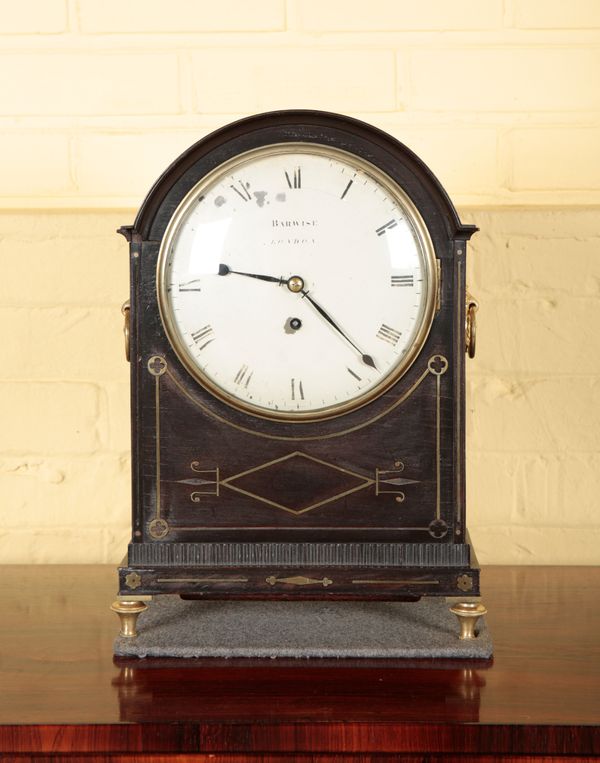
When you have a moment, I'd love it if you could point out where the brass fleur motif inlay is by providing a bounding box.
[124,572,142,590]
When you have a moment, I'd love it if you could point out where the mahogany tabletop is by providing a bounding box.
[1,565,599,760]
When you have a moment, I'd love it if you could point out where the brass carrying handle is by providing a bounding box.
[121,300,131,362]
[465,292,478,359]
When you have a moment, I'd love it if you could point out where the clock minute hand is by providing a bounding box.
[300,289,377,371]
[219,264,377,370]
[218,263,284,285]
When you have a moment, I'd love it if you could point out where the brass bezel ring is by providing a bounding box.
[157,142,439,423]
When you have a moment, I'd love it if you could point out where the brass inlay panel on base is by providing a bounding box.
[266,575,333,587]
[147,356,450,537]
[188,463,220,502]
[166,363,431,441]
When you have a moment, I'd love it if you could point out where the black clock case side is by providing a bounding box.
[117,110,479,601]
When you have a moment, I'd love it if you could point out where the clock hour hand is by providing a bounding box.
[300,289,378,371]
[218,263,284,285]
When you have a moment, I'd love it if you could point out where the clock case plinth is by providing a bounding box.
[117,110,479,603]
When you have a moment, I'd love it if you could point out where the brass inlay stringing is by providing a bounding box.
[189,462,220,502]
[173,524,433,532]
[157,577,249,583]
[375,463,419,497]
[147,356,168,539]
[166,362,431,442]
[427,355,448,521]
[220,450,374,516]
[153,365,163,514]
[437,370,441,519]
[351,579,440,585]
[266,575,333,587]
[456,259,463,529]
[149,356,448,535]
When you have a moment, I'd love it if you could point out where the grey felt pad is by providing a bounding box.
[114,597,492,659]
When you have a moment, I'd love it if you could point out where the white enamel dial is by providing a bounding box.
[158,143,437,421]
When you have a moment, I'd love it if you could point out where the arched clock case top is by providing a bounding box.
[117,110,480,604]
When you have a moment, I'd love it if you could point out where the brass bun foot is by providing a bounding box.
[450,601,488,640]
[110,600,148,638]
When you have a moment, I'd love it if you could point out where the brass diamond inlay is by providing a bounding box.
[221,451,374,516]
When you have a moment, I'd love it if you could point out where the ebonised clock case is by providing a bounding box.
[116,110,479,602]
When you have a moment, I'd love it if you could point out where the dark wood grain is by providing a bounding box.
[1,565,599,759]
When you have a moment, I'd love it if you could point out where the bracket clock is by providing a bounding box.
[112,110,481,636]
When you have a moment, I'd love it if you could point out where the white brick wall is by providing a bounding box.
[190,49,397,112]
[508,127,600,190]
[0,381,101,453]
[78,0,286,33]
[0,1,597,207]
[295,0,504,31]
[410,47,600,112]
[1,4,599,564]
[0,53,181,115]
[511,0,600,29]
[2,0,67,33]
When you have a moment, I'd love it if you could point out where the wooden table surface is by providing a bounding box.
[1,565,599,761]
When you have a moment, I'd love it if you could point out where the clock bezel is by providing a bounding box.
[156,141,438,423]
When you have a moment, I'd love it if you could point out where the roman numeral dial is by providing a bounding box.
[159,144,436,421]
